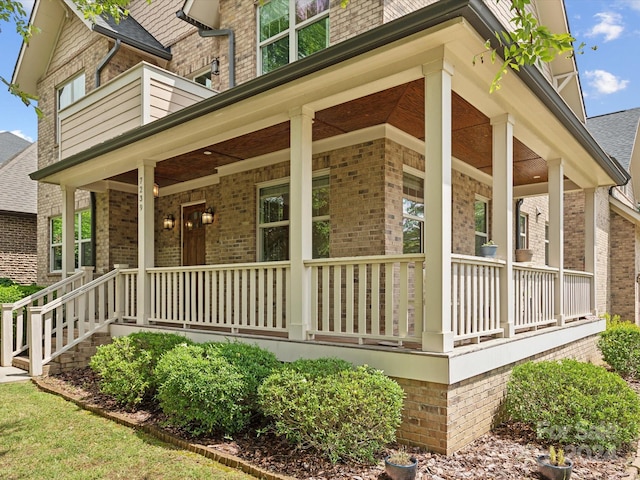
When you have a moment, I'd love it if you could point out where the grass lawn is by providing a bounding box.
[0,382,257,480]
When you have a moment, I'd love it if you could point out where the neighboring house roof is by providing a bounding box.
[587,108,640,172]
[0,142,37,214]
[0,132,31,167]
[12,0,170,97]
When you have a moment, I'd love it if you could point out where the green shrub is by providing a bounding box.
[258,362,404,464]
[506,359,640,452]
[155,344,249,435]
[285,357,354,378]
[205,341,281,411]
[598,321,640,379]
[89,332,191,407]
[0,285,25,304]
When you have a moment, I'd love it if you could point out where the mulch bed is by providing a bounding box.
[36,368,636,480]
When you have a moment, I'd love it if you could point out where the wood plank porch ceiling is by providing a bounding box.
[109,79,548,187]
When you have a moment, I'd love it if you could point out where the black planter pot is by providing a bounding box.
[537,455,573,480]
[384,456,417,480]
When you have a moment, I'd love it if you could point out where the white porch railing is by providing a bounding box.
[27,267,121,376]
[513,264,557,331]
[451,254,503,342]
[148,262,290,333]
[305,255,424,345]
[120,268,138,322]
[564,270,593,320]
[0,269,90,367]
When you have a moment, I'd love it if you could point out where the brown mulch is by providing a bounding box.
[37,368,636,480]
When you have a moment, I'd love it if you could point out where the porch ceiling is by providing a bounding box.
[108,79,549,188]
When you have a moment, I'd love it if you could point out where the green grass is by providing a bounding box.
[0,382,257,480]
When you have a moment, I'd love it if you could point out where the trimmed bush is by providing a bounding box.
[205,341,281,411]
[506,359,640,452]
[258,361,404,464]
[285,357,354,378]
[155,344,249,435]
[89,332,192,407]
[0,285,25,304]
[598,321,640,379]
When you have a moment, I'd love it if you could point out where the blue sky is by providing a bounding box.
[0,0,638,142]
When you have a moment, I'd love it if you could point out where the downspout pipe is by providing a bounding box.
[95,39,121,88]
[197,28,235,88]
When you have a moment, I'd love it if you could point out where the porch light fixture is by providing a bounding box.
[163,214,175,230]
[153,183,160,198]
[201,207,215,224]
[211,57,220,76]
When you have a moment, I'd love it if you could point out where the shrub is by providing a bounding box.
[506,359,640,452]
[0,285,25,304]
[89,332,191,407]
[598,321,640,379]
[258,362,404,464]
[155,344,249,435]
[285,357,354,378]
[205,341,281,411]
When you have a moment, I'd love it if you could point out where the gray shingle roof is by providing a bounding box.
[587,107,640,172]
[93,13,172,60]
[0,142,37,214]
[0,132,31,167]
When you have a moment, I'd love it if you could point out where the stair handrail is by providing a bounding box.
[11,269,89,310]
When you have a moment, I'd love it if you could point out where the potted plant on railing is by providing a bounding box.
[537,446,573,480]
[480,240,498,258]
[515,248,534,262]
[384,449,418,480]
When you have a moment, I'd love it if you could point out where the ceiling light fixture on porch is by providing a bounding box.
[163,214,175,230]
[201,207,215,225]
[153,183,160,198]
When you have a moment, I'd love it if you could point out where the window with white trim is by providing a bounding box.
[192,67,213,89]
[518,212,529,249]
[258,0,329,75]
[402,172,424,254]
[545,222,550,265]
[50,210,92,272]
[258,175,329,261]
[474,197,489,255]
[56,73,85,143]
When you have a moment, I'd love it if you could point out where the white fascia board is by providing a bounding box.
[610,196,640,226]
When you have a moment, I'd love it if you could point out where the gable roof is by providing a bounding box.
[12,0,171,97]
[0,142,37,214]
[587,108,640,172]
[0,132,31,167]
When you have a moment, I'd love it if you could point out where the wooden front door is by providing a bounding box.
[182,204,206,266]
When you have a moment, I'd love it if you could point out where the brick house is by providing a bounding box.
[3,0,631,454]
[0,135,37,284]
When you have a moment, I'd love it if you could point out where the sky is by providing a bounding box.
[0,0,638,142]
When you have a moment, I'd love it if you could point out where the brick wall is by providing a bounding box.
[451,171,492,256]
[0,212,37,284]
[563,190,584,271]
[395,334,601,454]
[520,196,549,265]
[610,211,636,322]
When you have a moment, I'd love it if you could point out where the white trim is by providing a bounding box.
[610,196,640,226]
[160,174,220,197]
[403,164,424,179]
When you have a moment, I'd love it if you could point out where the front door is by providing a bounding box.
[182,203,206,266]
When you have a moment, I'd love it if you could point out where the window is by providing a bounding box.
[518,213,528,249]
[402,173,424,254]
[258,175,329,261]
[545,222,549,265]
[50,210,92,272]
[474,198,489,255]
[57,73,85,142]
[193,68,213,89]
[258,0,329,74]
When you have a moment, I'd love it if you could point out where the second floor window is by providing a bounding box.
[50,210,92,273]
[57,73,85,143]
[258,0,329,75]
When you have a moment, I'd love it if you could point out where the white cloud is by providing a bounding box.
[620,0,640,11]
[9,130,34,142]
[587,12,624,41]
[585,70,629,94]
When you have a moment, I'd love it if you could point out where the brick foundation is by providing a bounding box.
[394,334,601,454]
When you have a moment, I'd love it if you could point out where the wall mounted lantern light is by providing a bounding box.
[153,183,160,198]
[201,207,215,225]
[163,214,175,230]
[211,57,220,76]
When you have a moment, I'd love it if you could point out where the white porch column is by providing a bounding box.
[491,114,515,337]
[548,158,565,325]
[61,185,76,278]
[288,106,314,341]
[137,161,156,325]
[584,187,597,315]
[422,50,454,353]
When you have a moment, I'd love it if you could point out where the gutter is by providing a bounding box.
[93,24,172,61]
[30,0,630,187]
